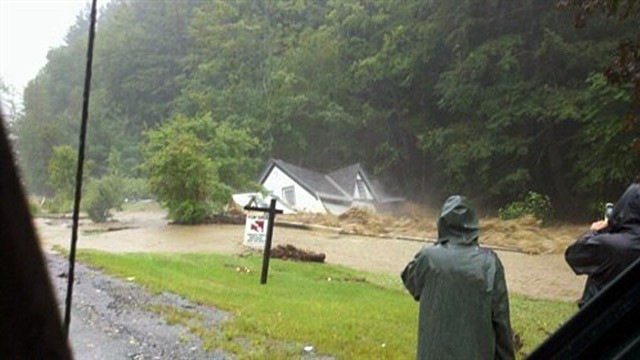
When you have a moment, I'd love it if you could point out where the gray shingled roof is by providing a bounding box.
[259,159,350,201]
[259,159,402,204]
[327,163,360,197]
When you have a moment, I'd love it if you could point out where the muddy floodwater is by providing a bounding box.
[37,209,585,302]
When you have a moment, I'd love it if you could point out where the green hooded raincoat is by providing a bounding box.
[401,195,514,360]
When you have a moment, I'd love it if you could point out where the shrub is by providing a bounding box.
[142,113,260,224]
[45,195,73,215]
[499,191,554,223]
[169,201,212,224]
[84,176,125,222]
[121,177,150,201]
[28,197,41,216]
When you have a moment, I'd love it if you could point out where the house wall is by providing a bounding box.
[262,166,327,213]
[323,201,349,215]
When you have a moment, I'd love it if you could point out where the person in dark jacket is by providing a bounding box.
[401,195,514,360]
[565,183,640,308]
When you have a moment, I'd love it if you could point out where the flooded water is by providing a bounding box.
[36,209,585,301]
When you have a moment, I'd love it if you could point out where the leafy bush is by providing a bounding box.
[121,177,151,201]
[83,176,125,222]
[45,144,95,215]
[142,114,260,224]
[45,145,77,214]
[45,195,73,215]
[28,198,41,216]
[170,201,212,224]
[47,145,76,198]
[499,191,554,223]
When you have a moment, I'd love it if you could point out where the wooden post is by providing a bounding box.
[244,199,283,284]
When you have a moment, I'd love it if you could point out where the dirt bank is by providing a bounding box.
[36,209,585,302]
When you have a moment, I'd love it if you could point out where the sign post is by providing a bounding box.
[244,199,283,284]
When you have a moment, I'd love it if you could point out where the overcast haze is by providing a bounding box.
[0,0,91,105]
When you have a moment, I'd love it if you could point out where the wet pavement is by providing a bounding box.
[46,252,231,359]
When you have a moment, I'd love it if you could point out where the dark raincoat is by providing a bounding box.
[565,184,640,307]
[401,195,514,360]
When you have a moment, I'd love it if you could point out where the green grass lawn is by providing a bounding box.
[77,251,577,359]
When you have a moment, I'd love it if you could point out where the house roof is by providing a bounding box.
[327,163,360,197]
[259,159,406,207]
[260,159,379,203]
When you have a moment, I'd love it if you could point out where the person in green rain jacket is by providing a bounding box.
[401,195,514,360]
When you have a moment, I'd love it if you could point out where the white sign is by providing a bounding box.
[243,212,269,248]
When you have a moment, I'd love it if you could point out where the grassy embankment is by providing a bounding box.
[77,251,576,359]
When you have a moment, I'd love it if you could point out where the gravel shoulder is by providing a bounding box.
[46,251,231,359]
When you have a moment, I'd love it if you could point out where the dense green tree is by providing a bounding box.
[552,0,640,213]
[569,73,638,202]
[338,0,443,191]
[83,175,125,222]
[558,0,640,152]
[412,0,635,213]
[95,1,198,130]
[46,145,77,212]
[265,27,358,167]
[142,113,261,223]
[12,8,89,193]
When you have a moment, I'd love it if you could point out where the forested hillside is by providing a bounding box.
[11,0,640,219]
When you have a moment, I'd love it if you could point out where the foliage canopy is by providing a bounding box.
[12,0,640,219]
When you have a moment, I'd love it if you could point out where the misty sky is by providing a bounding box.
[0,0,93,105]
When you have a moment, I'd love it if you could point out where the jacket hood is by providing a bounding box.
[609,184,640,231]
[437,195,479,245]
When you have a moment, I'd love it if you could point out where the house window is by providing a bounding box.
[282,186,295,205]
[356,180,367,199]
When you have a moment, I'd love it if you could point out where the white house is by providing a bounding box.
[256,159,403,215]
[230,192,297,214]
